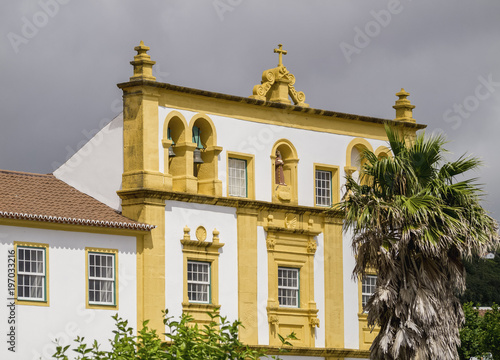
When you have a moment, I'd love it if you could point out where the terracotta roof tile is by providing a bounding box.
[0,170,154,231]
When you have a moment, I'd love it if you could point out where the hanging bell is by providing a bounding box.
[168,146,176,158]
[193,149,204,164]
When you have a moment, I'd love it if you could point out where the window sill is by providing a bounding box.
[15,299,50,307]
[87,303,118,310]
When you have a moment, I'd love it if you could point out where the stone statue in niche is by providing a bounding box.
[275,150,286,185]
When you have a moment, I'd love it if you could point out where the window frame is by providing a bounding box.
[226,151,255,199]
[187,260,211,304]
[16,245,47,302]
[315,169,332,207]
[313,163,339,207]
[361,274,377,311]
[277,266,300,308]
[228,157,248,198]
[85,247,118,310]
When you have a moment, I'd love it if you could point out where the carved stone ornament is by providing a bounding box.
[309,317,320,328]
[195,226,207,241]
[307,239,317,254]
[249,44,309,107]
[269,315,279,325]
[266,237,277,250]
[284,215,297,229]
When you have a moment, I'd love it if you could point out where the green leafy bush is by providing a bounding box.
[459,303,500,360]
[52,309,296,360]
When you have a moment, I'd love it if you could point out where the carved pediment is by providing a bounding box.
[249,44,308,107]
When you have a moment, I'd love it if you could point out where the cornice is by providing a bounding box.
[117,188,343,217]
[117,80,426,130]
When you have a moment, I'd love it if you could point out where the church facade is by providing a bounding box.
[0,42,424,359]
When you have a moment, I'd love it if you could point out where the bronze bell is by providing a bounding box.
[193,149,204,164]
[168,146,176,158]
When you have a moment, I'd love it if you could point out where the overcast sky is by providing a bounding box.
[1,1,499,219]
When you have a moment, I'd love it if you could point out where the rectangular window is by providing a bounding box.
[315,169,332,206]
[278,267,299,308]
[362,275,377,309]
[187,261,210,303]
[17,247,46,301]
[88,252,115,305]
[228,158,247,197]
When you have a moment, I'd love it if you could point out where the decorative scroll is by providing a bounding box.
[250,65,308,107]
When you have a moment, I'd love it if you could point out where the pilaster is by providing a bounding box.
[323,216,344,348]
[236,208,259,344]
[122,196,165,335]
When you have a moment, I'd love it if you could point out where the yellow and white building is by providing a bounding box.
[0,42,424,359]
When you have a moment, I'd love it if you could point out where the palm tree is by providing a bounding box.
[341,125,499,359]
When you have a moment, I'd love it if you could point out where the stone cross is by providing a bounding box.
[274,44,287,67]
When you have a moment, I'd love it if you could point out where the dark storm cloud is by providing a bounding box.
[1,0,499,217]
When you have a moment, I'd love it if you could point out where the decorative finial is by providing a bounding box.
[212,228,220,243]
[130,40,156,81]
[393,88,415,122]
[183,226,191,240]
[274,44,287,67]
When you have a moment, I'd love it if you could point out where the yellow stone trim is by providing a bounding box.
[357,271,379,350]
[248,344,370,358]
[374,145,391,158]
[226,151,255,200]
[121,196,165,335]
[85,247,119,310]
[119,80,425,138]
[345,138,374,169]
[118,188,344,218]
[188,113,223,196]
[313,163,340,207]
[322,218,344,348]
[265,227,318,347]
[271,139,299,205]
[236,208,259,344]
[189,113,218,146]
[14,241,50,307]
[163,110,190,143]
[163,110,193,192]
[181,226,224,323]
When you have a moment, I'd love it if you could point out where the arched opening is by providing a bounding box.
[271,139,299,205]
[345,138,373,184]
[189,114,222,196]
[375,146,391,160]
[162,111,196,192]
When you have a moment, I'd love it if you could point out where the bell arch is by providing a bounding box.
[271,139,299,205]
[345,138,373,182]
[189,113,222,196]
[162,111,197,192]
[375,146,391,159]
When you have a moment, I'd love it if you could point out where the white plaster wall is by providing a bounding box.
[158,106,388,208]
[0,225,136,360]
[257,226,269,345]
[164,201,238,325]
[54,114,124,211]
[313,233,325,348]
[343,227,359,349]
[158,106,389,350]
